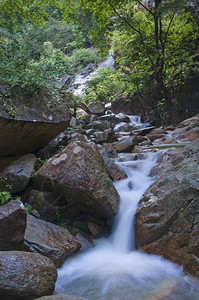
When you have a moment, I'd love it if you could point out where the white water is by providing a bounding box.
[113,114,150,133]
[55,151,199,299]
[69,53,114,98]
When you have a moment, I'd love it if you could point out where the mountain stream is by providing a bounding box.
[55,118,199,299]
[55,57,199,299]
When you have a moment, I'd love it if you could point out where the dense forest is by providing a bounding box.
[0,0,198,124]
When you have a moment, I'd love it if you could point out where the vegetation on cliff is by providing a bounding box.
[0,0,198,123]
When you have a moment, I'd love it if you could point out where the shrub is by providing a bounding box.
[82,67,127,103]
[71,48,101,73]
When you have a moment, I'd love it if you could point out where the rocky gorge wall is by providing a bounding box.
[0,95,199,299]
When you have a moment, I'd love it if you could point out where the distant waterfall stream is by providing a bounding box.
[68,52,114,98]
[55,117,199,299]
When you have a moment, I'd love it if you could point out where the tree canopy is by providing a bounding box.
[0,0,198,123]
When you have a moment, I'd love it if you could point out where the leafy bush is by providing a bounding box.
[71,48,101,73]
[0,40,70,91]
[14,20,87,58]
[82,67,127,103]
[111,11,199,92]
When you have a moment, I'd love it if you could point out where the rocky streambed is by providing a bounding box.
[0,99,199,299]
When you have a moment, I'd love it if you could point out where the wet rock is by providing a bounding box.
[24,214,80,268]
[68,133,88,144]
[80,114,98,125]
[0,154,36,193]
[132,126,155,136]
[88,101,105,116]
[0,87,71,156]
[178,126,199,141]
[32,141,120,219]
[178,113,199,127]
[114,123,138,132]
[0,251,57,300]
[37,131,68,160]
[146,128,167,142]
[103,157,127,182]
[80,63,97,76]
[86,120,112,131]
[114,136,138,153]
[34,296,86,300]
[98,144,118,158]
[135,138,199,277]
[94,129,113,143]
[69,117,77,127]
[0,200,26,251]
[29,190,57,223]
[88,222,103,238]
[98,114,130,125]
[75,233,93,253]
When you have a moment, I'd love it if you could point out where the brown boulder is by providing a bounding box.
[103,157,127,181]
[88,101,105,116]
[0,87,71,156]
[135,138,199,276]
[114,136,138,152]
[0,200,26,250]
[32,142,120,219]
[24,214,81,268]
[0,251,57,300]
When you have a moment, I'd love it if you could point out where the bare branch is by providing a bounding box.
[135,0,154,16]
[164,12,175,45]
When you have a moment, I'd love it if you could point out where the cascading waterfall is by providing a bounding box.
[69,52,114,98]
[55,55,199,299]
[55,150,199,299]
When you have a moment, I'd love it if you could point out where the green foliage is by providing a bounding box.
[0,192,21,206]
[82,67,127,103]
[0,192,12,206]
[14,20,88,58]
[71,48,101,73]
[24,203,32,213]
[0,36,70,92]
[111,10,198,91]
[35,157,47,171]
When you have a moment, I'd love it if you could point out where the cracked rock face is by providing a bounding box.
[32,141,120,219]
[0,251,57,300]
[135,138,199,276]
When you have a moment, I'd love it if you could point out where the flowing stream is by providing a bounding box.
[55,124,199,299]
[69,52,114,98]
[55,58,199,299]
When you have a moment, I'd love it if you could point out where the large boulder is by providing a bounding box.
[0,154,36,193]
[32,141,120,219]
[36,131,68,160]
[88,101,105,116]
[103,157,127,182]
[114,136,138,153]
[0,200,26,250]
[24,214,81,268]
[135,138,199,277]
[0,86,71,156]
[93,129,113,143]
[0,251,57,300]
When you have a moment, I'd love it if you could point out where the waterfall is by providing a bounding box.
[55,147,199,299]
[69,52,114,98]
